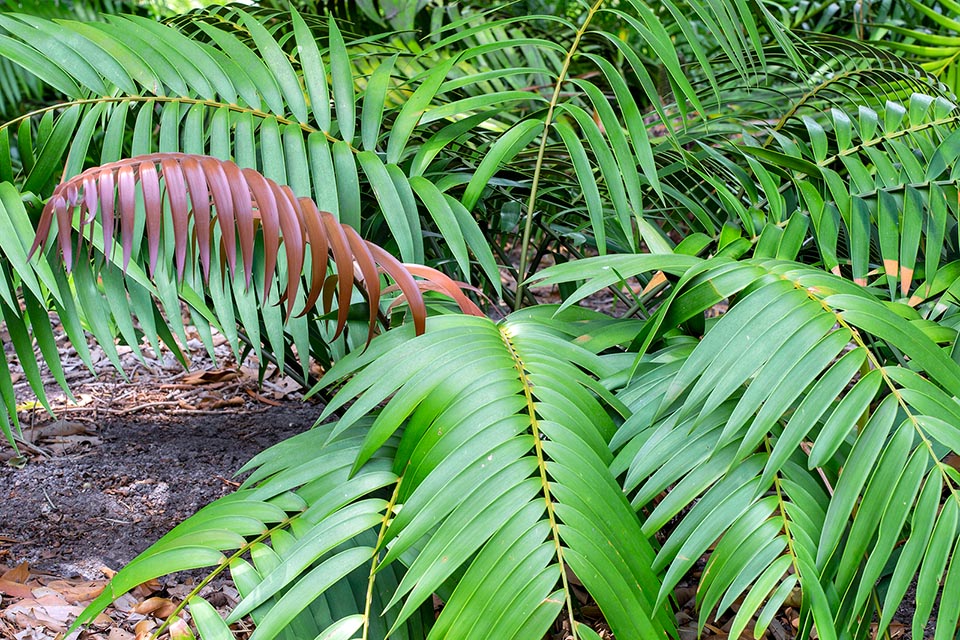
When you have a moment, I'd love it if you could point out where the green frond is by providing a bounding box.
[537,254,960,637]
[71,311,674,639]
[314,311,674,638]
[0,10,535,290]
[3,1,944,296]
[878,0,960,96]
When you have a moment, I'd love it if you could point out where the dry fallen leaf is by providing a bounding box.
[0,578,33,599]
[133,618,156,640]
[180,369,239,386]
[44,579,106,604]
[264,377,301,400]
[3,592,85,633]
[131,580,162,600]
[111,593,139,614]
[11,623,49,640]
[47,435,102,455]
[2,562,29,584]
[92,611,115,628]
[134,596,177,618]
[245,389,281,406]
[198,396,244,410]
[23,420,92,445]
[641,270,669,295]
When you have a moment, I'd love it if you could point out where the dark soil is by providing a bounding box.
[0,402,317,581]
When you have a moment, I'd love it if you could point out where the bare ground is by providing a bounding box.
[0,399,317,580]
[0,323,323,639]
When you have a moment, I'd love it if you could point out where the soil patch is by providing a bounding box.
[0,384,321,640]
[0,401,317,580]
[0,322,323,639]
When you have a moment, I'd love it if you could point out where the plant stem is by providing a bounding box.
[0,94,357,151]
[500,326,578,630]
[514,0,605,311]
[149,515,299,640]
[362,471,404,640]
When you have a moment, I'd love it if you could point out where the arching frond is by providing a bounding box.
[0,153,482,451]
[878,0,960,96]
[729,94,960,302]
[0,9,528,288]
[7,3,960,638]
[71,417,433,640]
[70,312,673,640]
[534,254,960,637]
[37,153,482,326]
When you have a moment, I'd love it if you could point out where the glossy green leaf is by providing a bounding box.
[328,18,355,144]
[360,53,397,152]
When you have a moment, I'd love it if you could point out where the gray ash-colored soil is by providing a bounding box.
[0,402,319,581]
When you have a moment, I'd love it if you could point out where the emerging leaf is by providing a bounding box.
[31,153,484,339]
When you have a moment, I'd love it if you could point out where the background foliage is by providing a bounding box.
[3,0,960,637]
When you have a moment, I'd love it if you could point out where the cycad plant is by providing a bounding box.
[3,0,960,637]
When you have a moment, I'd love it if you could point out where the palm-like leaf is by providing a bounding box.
[37,153,482,329]
[0,0,821,442]
[0,153,482,451]
[73,311,672,640]
[589,35,952,259]
[0,8,515,284]
[0,0,818,293]
[8,2,960,638]
[73,417,432,640]
[732,93,960,302]
[0,0,152,119]
[879,0,960,95]
[0,2,949,280]
[534,254,960,637]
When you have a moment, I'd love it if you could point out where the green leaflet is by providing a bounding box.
[328,17,355,145]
